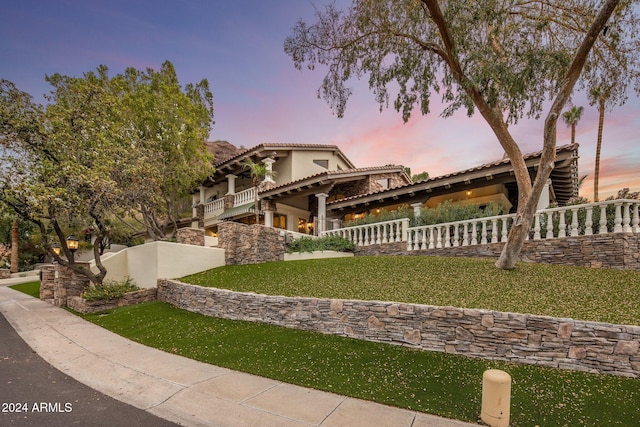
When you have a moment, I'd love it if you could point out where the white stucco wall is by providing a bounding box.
[284,251,354,261]
[92,242,225,288]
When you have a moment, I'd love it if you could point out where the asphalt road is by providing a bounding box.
[0,312,178,427]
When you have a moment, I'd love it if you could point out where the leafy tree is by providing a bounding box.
[285,0,640,269]
[562,105,584,145]
[0,62,215,284]
[412,171,430,182]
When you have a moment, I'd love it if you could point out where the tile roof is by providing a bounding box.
[328,143,579,205]
[214,143,355,168]
[259,165,410,196]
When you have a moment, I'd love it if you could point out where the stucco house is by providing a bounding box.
[193,143,411,236]
[193,142,579,237]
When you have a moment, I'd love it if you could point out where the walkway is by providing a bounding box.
[0,285,479,427]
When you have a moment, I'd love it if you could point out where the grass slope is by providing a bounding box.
[181,256,640,325]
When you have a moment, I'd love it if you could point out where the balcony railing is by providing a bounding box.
[203,187,257,219]
[321,199,640,250]
[234,187,255,206]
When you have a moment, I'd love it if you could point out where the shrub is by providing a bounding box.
[82,277,140,301]
[288,235,355,253]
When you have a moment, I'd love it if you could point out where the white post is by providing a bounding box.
[264,210,273,228]
[315,193,329,234]
[262,157,276,184]
[226,174,237,195]
[199,186,206,204]
[614,203,623,233]
[537,179,551,211]
[411,202,423,220]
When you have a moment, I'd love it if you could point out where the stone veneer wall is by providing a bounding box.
[53,263,91,307]
[177,227,205,246]
[217,222,286,265]
[39,264,56,302]
[0,269,10,279]
[67,288,157,314]
[157,279,640,377]
[355,233,640,270]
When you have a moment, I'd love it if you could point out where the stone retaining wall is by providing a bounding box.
[217,222,286,265]
[67,288,157,314]
[177,227,205,246]
[356,233,640,270]
[157,279,640,378]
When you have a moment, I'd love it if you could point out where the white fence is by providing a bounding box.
[321,199,640,250]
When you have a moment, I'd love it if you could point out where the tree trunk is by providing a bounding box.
[10,220,19,273]
[593,97,605,202]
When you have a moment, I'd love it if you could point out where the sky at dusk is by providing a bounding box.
[2,0,638,200]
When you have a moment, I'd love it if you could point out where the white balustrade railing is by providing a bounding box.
[234,187,255,206]
[204,198,224,215]
[322,218,410,246]
[406,213,516,251]
[320,199,640,250]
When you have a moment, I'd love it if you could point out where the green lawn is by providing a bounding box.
[82,301,640,426]
[10,257,640,426]
[181,256,640,325]
[8,281,40,298]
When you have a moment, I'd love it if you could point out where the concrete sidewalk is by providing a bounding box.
[0,285,480,427]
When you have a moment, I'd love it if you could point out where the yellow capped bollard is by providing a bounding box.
[481,369,511,427]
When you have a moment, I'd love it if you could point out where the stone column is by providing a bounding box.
[53,263,91,308]
[39,264,56,303]
[226,174,238,195]
[315,193,329,235]
[199,186,206,204]
[330,219,342,230]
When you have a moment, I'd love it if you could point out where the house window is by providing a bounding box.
[313,159,329,169]
[376,178,390,189]
[274,213,287,230]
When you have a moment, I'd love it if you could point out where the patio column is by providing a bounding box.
[262,158,276,184]
[316,193,329,234]
[199,186,206,204]
[537,179,551,211]
[411,202,423,219]
[226,174,237,195]
[264,210,274,228]
[330,219,342,230]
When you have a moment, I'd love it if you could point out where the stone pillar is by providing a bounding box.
[176,228,205,246]
[39,264,56,303]
[53,263,91,308]
[262,158,276,185]
[226,174,238,195]
[199,186,207,204]
[330,219,342,230]
[224,193,235,209]
[315,193,329,234]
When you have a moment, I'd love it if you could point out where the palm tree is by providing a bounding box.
[243,159,269,224]
[589,87,608,202]
[562,105,584,145]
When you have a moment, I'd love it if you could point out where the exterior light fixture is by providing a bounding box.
[51,242,61,256]
[66,235,79,253]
